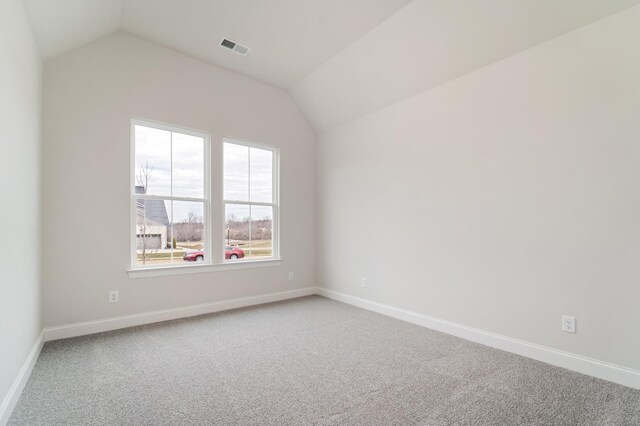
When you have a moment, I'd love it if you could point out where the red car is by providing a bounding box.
[183,246,245,262]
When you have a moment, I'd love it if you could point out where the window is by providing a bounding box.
[132,121,209,267]
[130,120,280,274]
[223,140,278,261]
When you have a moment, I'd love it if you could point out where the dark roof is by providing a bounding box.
[136,186,169,226]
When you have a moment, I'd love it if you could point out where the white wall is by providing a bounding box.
[42,33,316,327]
[0,0,42,411]
[318,6,640,370]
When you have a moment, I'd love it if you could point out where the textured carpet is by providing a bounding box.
[9,296,640,425]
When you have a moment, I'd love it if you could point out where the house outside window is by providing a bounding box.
[130,120,279,273]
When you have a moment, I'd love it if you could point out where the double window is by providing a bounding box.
[131,120,278,270]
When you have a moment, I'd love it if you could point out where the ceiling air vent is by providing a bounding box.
[219,38,250,56]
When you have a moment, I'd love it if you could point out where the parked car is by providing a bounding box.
[183,246,245,262]
[225,246,245,260]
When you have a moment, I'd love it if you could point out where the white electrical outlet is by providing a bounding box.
[288,272,294,281]
[360,277,367,288]
[561,315,576,333]
[109,290,119,303]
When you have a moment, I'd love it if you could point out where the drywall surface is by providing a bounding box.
[317,6,640,370]
[0,0,42,410]
[42,33,316,327]
[292,0,640,131]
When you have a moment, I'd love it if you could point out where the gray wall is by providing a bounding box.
[0,0,42,410]
[42,33,316,327]
[317,6,640,370]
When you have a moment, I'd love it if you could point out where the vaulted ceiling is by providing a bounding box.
[22,0,411,88]
[22,0,640,132]
[290,0,640,130]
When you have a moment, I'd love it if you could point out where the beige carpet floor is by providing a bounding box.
[9,295,640,425]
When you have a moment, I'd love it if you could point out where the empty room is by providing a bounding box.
[2,0,640,424]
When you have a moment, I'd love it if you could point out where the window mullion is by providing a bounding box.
[222,199,274,207]
[170,200,174,261]
[133,194,207,203]
[248,147,252,258]
[168,131,173,261]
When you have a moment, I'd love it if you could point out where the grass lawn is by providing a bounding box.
[136,239,273,265]
[231,240,272,257]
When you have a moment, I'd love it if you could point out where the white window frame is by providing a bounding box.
[222,138,280,263]
[130,118,211,271]
[127,120,281,279]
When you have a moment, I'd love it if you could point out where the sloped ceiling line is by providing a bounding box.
[23,0,640,133]
[290,0,640,132]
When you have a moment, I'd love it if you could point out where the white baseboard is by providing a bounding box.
[317,288,640,390]
[43,287,317,341]
[0,331,44,426]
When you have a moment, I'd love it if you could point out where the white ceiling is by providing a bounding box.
[291,0,640,131]
[21,0,640,131]
[22,0,123,60]
[22,0,411,88]
[120,0,411,89]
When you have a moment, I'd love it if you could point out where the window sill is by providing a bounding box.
[127,259,282,279]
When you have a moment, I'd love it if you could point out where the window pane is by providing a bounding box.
[135,199,206,266]
[173,201,205,263]
[225,204,249,261]
[250,205,273,258]
[172,132,204,198]
[135,198,172,266]
[224,143,249,201]
[134,125,171,196]
[249,147,273,203]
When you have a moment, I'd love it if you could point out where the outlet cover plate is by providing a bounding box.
[561,315,576,333]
